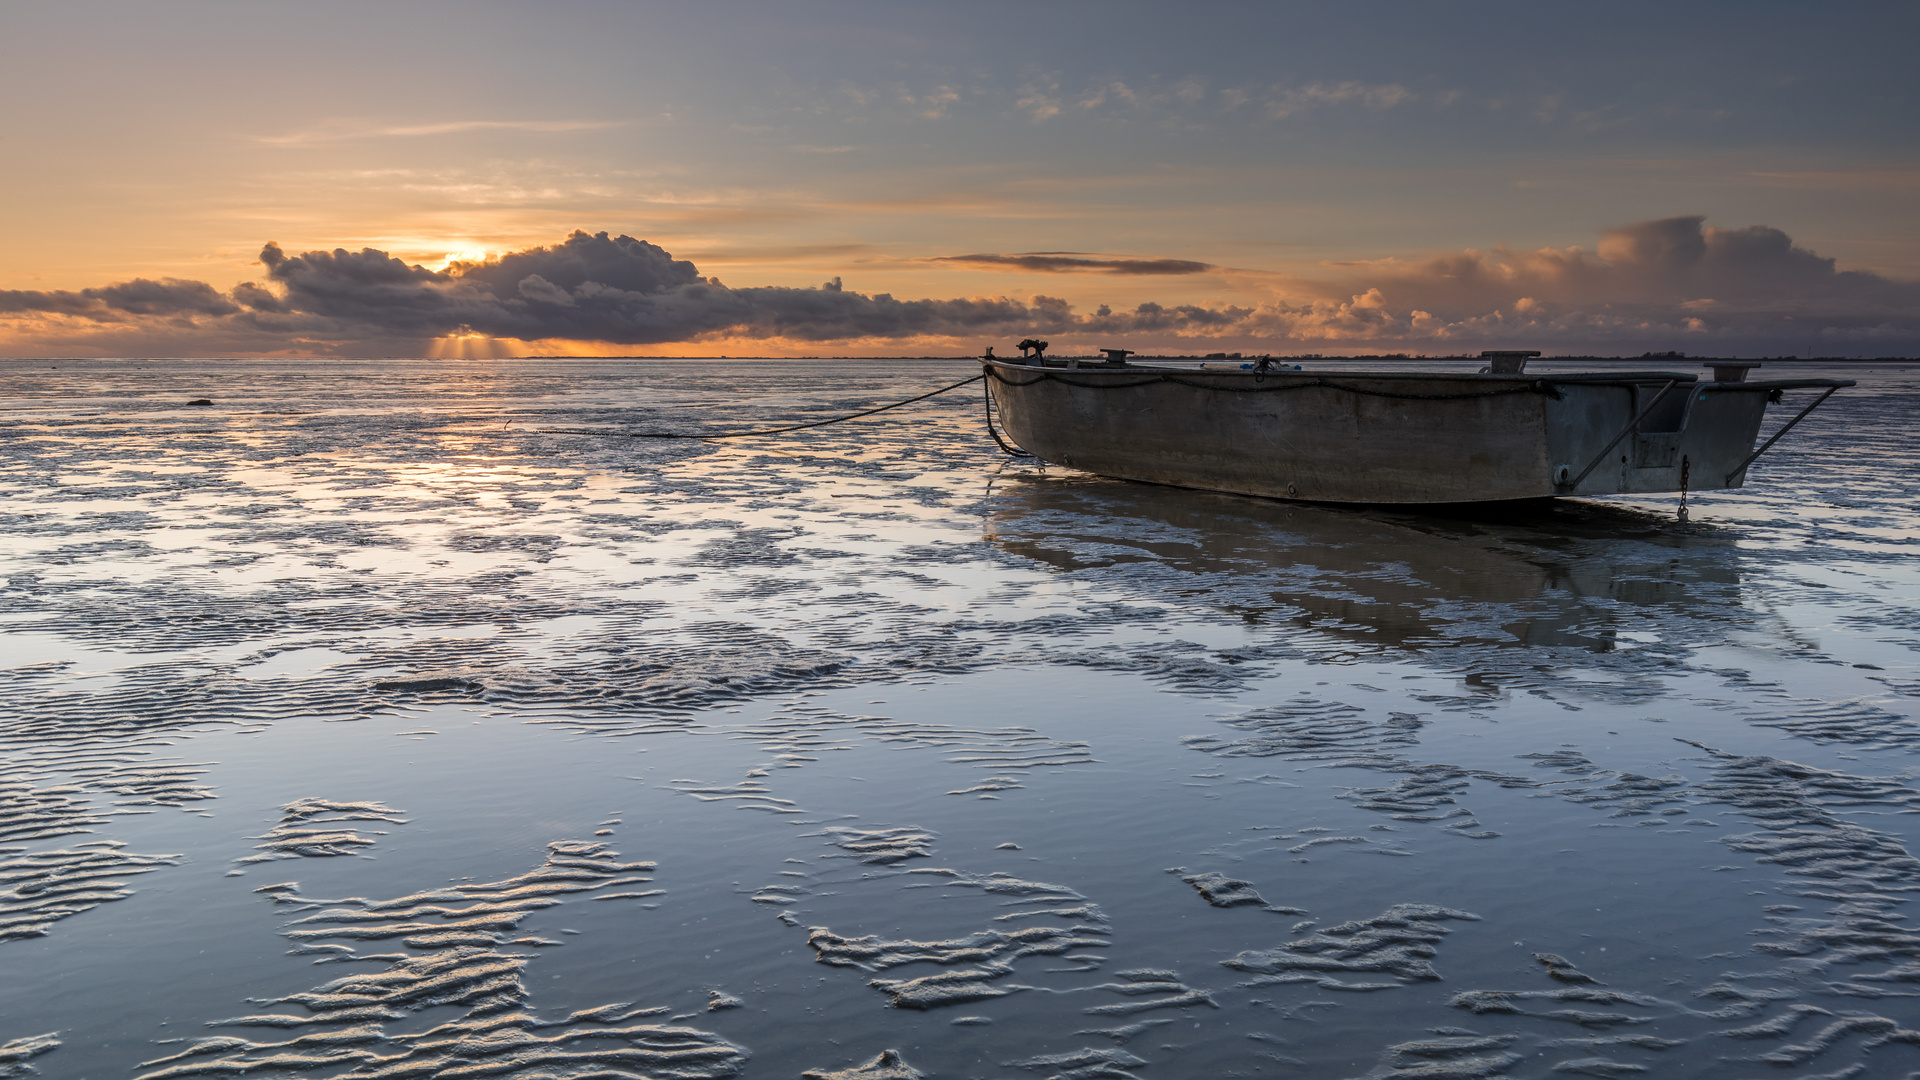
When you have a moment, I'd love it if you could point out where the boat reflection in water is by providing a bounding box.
[983,469,1738,654]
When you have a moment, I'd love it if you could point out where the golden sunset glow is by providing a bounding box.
[428,331,529,359]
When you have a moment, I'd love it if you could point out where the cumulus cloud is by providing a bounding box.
[931,253,1214,275]
[246,231,1062,345]
[1279,215,1920,350]
[2,217,1915,356]
[0,277,239,320]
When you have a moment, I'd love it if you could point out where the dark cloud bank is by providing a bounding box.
[3,218,1916,355]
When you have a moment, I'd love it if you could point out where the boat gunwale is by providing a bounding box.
[981,358,1853,393]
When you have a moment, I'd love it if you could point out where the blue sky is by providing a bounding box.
[1,1,1915,355]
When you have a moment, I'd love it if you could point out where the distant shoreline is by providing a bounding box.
[5,354,1913,364]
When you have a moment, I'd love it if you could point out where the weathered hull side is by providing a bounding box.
[985,362,1808,504]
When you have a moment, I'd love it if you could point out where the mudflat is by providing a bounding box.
[1,357,1916,1079]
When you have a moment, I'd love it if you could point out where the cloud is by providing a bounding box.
[1256,81,1415,120]
[1298,216,1920,348]
[252,118,624,147]
[930,253,1214,275]
[1002,74,1424,127]
[1015,86,1062,123]
[240,230,1064,346]
[0,278,239,320]
[3,218,1915,356]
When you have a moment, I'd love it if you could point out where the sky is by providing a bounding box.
[0,0,1915,357]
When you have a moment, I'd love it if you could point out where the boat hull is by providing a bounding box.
[985,361,1834,504]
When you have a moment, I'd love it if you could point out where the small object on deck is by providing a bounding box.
[1479,350,1540,374]
[1017,338,1049,364]
[1707,361,1759,383]
[1098,348,1134,366]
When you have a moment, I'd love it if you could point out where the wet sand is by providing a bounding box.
[1,357,1917,1079]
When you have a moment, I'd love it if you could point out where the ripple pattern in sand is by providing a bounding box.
[1,842,179,943]
[239,799,408,864]
[147,840,745,1080]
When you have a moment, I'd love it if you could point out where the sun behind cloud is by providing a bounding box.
[429,250,495,273]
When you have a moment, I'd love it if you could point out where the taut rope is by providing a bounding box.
[539,374,984,439]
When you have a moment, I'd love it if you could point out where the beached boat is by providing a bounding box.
[983,351,1852,504]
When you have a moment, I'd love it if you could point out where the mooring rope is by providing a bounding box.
[538,374,985,439]
[538,362,1580,443]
